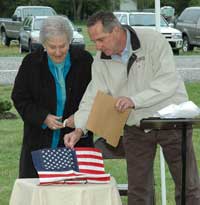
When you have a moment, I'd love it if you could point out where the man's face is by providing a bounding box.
[88,21,119,56]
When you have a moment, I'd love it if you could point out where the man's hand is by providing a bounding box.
[63,115,75,128]
[64,128,83,149]
[44,114,63,130]
[115,96,135,112]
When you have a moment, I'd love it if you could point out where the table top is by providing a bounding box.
[140,117,200,129]
[9,177,122,205]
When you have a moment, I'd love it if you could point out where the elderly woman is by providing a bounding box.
[11,16,93,178]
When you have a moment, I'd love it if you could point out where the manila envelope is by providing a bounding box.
[86,91,131,147]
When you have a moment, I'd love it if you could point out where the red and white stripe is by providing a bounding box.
[38,147,110,185]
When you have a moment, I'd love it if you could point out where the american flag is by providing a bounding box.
[31,147,110,185]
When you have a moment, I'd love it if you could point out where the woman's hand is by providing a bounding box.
[44,114,63,130]
[64,128,83,149]
[63,115,75,128]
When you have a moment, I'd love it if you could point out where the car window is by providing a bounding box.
[23,17,29,26]
[120,15,128,24]
[114,13,122,20]
[178,10,188,21]
[14,9,21,18]
[189,10,200,23]
[129,14,168,27]
[179,9,200,23]
[22,8,56,18]
[24,18,32,29]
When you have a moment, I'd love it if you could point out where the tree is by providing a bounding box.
[72,0,84,20]
[175,0,189,14]
[161,0,176,7]
[0,0,17,17]
[189,0,200,6]
[71,0,120,20]
[137,0,154,9]
[0,0,120,20]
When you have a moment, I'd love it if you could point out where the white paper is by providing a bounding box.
[155,101,200,118]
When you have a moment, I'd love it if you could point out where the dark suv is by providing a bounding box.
[175,7,200,52]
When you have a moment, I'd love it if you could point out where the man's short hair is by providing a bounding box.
[87,11,121,33]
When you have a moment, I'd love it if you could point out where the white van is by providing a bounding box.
[114,11,183,55]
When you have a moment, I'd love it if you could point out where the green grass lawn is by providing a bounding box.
[0,83,200,204]
[0,43,23,57]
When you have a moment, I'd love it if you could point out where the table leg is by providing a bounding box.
[181,124,187,205]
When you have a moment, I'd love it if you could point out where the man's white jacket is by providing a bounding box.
[75,26,188,132]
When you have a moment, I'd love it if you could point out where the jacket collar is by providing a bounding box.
[100,25,141,60]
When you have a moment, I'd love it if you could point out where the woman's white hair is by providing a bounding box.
[40,15,73,45]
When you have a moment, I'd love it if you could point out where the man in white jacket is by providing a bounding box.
[64,11,200,204]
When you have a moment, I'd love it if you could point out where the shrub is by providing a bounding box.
[0,99,12,113]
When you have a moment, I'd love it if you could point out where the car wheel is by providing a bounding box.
[1,30,11,46]
[182,36,194,52]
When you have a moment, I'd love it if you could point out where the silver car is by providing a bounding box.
[19,16,85,53]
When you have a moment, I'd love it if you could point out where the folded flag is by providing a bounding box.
[31,147,110,185]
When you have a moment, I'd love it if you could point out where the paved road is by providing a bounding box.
[175,56,200,68]
[0,57,23,70]
[0,56,199,70]
[0,55,200,84]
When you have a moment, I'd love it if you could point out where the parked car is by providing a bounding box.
[175,7,200,52]
[114,11,183,55]
[19,15,85,53]
[0,6,56,46]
